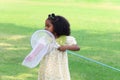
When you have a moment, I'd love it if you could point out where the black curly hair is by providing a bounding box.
[47,13,71,37]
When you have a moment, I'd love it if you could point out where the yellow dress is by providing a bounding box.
[38,36,77,80]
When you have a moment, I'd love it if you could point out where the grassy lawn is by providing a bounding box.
[0,0,120,80]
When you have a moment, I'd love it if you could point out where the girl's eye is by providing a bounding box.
[45,25,50,29]
[47,24,50,27]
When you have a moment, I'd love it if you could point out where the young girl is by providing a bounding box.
[38,13,80,80]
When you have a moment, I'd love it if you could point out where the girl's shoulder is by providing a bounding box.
[66,36,77,45]
[66,36,75,39]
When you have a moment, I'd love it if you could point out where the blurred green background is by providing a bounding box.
[0,0,120,80]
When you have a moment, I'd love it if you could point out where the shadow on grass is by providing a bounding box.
[70,30,120,80]
[0,23,40,35]
[72,30,120,66]
[0,23,40,80]
[0,23,120,80]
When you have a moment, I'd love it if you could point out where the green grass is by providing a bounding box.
[0,0,120,80]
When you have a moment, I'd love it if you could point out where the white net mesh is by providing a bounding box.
[22,30,56,68]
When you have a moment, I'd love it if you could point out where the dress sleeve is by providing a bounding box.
[66,36,77,45]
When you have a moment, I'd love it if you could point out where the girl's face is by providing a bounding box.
[45,19,54,33]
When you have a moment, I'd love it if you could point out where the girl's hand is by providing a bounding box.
[57,45,68,51]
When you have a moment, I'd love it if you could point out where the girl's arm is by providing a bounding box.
[58,44,80,51]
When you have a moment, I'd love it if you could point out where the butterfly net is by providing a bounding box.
[22,30,55,68]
